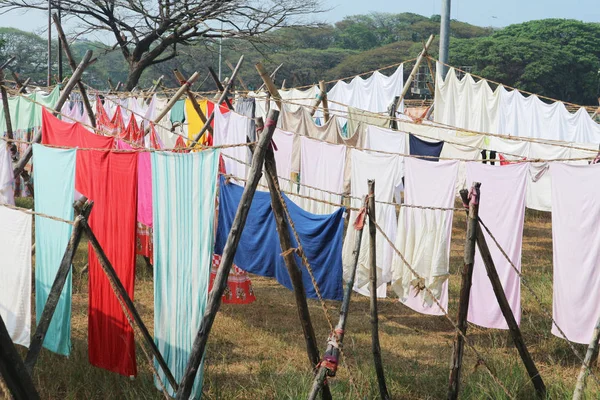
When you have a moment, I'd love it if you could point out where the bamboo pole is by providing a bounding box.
[173,69,212,135]
[397,34,435,113]
[114,82,123,92]
[281,79,286,90]
[256,62,282,111]
[10,70,25,92]
[388,96,400,130]
[52,12,96,127]
[367,180,390,400]
[208,67,234,110]
[256,63,283,92]
[308,84,326,117]
[474,218,546,398]
[144,75,164,105]
[80,216,178,392]
[18,77,31,94]
[12,50,94,180]
[191,56,244,144]
[0,314,40,400]
[25,209,88,373]
[308,195,369,400]
[175,109,279,399]
[226,59,249,91]
[0,68,17,161]
[319,80,330,123]
[573,315,600,399]
[448,182,481,400]
[0,56,15,72]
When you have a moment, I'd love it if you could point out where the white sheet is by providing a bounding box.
[551,163,600,344]
[214,107,251,182]
[392,158,458,315]
[0,143,14,205]
[466,162,528,329]
[0,206,32,347]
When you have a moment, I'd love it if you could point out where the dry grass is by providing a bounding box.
[11,198,599,399]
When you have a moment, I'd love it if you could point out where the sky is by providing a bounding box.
[0,0,598,42]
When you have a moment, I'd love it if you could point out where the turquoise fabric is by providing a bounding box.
[151,149,219,397]
[1,87,60,133]
[32,144,76,356]
[170,99,186,123]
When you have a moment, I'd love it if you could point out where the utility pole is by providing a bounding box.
[47,0,52,86]
[439,0,451,80]
[218,21,223,81]
[57,0,63,82]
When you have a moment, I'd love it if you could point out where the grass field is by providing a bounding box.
[4,198,599,399]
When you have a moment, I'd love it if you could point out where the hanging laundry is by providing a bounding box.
[208,254,256,304]
[550,163,600,344]
[258,128,295,191]
[466,162,528,329]
[215,176,345,301]
[294,136,346,214]
[481,150,497,165]
[0,206,31,347]
[392,158,458,315]
[280,106,341,144]
[346,107,389,140]
[185,98,210,146]
[342,150,403,298]
[170,99,186,124]
[0,142,14,205]
[42,109,137,377]
[152,149,219,397]
[32,144,76,356]
[364,124,406,199]
[526,142,570,212]
[408,134,444,162]
[214,106,250,182]
[234,97,257,142]
[249,86,320,120]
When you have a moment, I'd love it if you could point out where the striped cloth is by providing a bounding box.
[151,149,220,397]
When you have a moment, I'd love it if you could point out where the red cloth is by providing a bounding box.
[42,109,138,377]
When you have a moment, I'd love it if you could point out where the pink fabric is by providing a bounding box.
[117,141,153,227]
[551,163,600,344]
[466,162,528,329]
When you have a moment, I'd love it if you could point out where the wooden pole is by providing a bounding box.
[0,68,18,161]
[10,70,25,92]
[173,69,212,135]
[207,67,234,110]
[115,82,123,92]
[0,57,16,71]
[145,75,164,104]
[226,59,249,91]
[24,205,90,373]
[18,77,31,94]
[574,315,600,399]
[474,219,546,398]
[12,50,94,180]
[0,314,40,400]
[397,34,435,112]
[148,71,200,134]
[388,96,400,130]
[256,62,282,111]
[281,79,286,90]
[367,180,390,400]
[448,182,481,400]
[52,12,96,127]
[191,55,244,144]
[308,84,326,117]
[80,216,178,392]
[256,63,283,92]
[318,80,330,123]
[175,109,279,399]
[308,195,369,400]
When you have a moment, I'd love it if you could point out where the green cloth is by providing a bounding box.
[170,99,186,123]
[0,87,60,133]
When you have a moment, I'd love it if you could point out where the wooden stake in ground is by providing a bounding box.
[175,109,280,400]
[474,217,546,398]
[191,55,244,145]
[448,182,481,400]
[308,195,369,400]
[574,314,600,399]
[0,314,39,400]
[25,201,91,373]
[367,180,390,400]
[52,12,96,128]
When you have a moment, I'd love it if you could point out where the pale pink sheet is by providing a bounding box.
[551,163,600,344]
[466,162,528,329]
[117,141,152,226]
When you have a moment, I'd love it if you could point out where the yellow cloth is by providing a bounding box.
[186,99,208,147]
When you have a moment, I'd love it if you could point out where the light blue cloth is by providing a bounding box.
[152,149,220,398]
[32,144,76,356]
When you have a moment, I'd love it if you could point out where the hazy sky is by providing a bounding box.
[0,0,598,42]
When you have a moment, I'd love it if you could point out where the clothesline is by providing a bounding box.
[431,57,599,112]
[0,202,74,225]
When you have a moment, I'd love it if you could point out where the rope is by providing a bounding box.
[0,202,74,225]
[372,219,515,399]
[477,217,600,388]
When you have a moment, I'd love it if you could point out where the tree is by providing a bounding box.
[0,0,322,90]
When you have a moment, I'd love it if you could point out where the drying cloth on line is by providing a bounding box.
[365,124,406,197]
[392,158,458,315]
[42,109,137,376]
[214,106,249,182]
[258,128,295,192]
[152,150,219,397]
[342,149,403,298]
[0,206,31,347]
[550,163,600,344]
[117,141,153,227]
[408,134,444,162]
[215,176,345,301]
[0,142,14,205]
[234,97,256,142]
[0,86,60,133]
[170,99,186,123]
[249,86,321,120]
[466,162,528,329]
[346,107,389,140]
[294,136,346,215]
[526,142,570,212]
[32,144,76,356]
[185,99,212,146]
